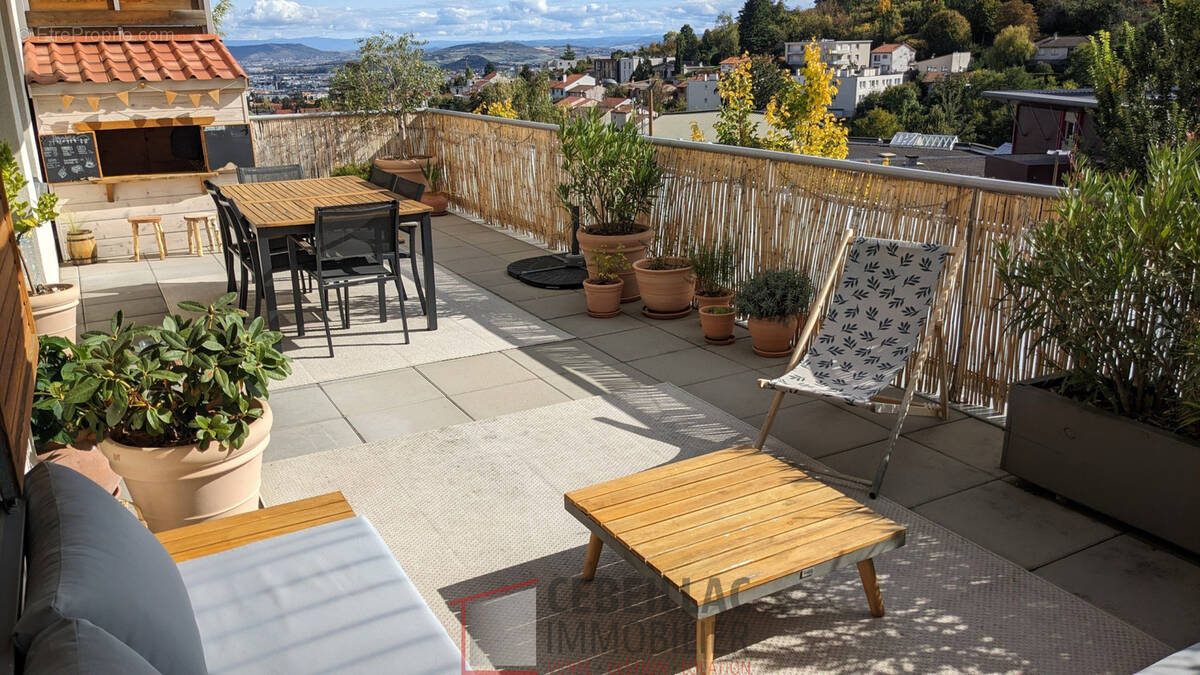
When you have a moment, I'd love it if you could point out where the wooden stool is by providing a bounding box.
[129,216,166,261]
[184,213,218,256]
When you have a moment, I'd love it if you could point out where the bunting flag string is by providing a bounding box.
[207,89,220,104]
[60,94,74,110]
[115,91,129,105]
[164,90,178,105]
[188,93,202,107]
[51,80,243,113]
[86,97,100,111]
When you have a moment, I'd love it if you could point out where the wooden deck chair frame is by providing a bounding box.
[754,228,966,498]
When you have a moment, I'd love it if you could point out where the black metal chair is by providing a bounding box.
[368,165,396,189]
[236,164,304,183]
[287,201,410,357]
[203,180,240,294]
[390,176,427,315]
[207,188,309,316]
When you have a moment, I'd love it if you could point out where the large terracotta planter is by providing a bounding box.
[373,155,433,187]
[98,401,273,532]
[422,191,449,216]
[39,438,121,497]
[747,316,800,357]
[30,283,79,342]
[699,306,736,344]
[577,228,653,302]
[66,229,97,265]
[583,278,623,318]
[695,291,734,311]
[633,257,694,316]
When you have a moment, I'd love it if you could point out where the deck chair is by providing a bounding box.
[756,228,964,498]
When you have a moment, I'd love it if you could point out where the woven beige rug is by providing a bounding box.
[261,384,1171,674]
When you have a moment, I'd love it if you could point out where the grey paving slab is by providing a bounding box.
[489,282,571,303]
[450,379,571,419]
[819,437,995,507]
[416,352,537,396]
[627,346,748,386]
[347,397,471,442]
[514,293,590,320]
[833,386,965,432]
[548,312,646,339]
[584,325,694,362]
[265,418,362,462]
[82,294,168,320]
[321,367,445,415]
[908,417,1009,477]
[706,335,790,370]
[745,399,891,457]
[914,479,1122,570]
[267,385,342,428]
[441,255,509,275]
[1037,535,1200,649]
[682,370,810,420]
[502,341,659,399]
[459,268,519,288]
[435,244,492,263]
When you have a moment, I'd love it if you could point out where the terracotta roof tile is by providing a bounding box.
[24,34,245,85]
[871,43,910,54]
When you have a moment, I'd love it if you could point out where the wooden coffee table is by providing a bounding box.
[564,446,906,674]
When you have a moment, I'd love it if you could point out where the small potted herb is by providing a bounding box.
[699,305,736,345]
[583,247,628,317]
[733,268,812,356]
[63,213,97,266]
[690,241,735,310]
[420,160,450,216]
[39,294,291,532]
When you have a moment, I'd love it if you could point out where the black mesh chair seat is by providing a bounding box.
[290,253,390,280]
[237,164,304,183]
[368,166,397,190]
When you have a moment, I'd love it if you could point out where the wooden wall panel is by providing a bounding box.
[0,193,36,487]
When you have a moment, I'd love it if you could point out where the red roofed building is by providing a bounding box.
[718,56,750,73]
[549,73,597,100]
[869,43,916,74]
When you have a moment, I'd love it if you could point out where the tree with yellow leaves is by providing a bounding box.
[474,99,518,119]
[713,55,763,148]
[764,40,848,159]
[690,121,707,142]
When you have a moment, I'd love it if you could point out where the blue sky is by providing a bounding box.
[225,0,748,42]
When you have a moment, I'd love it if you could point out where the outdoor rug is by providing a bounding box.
[260,383,1172,674]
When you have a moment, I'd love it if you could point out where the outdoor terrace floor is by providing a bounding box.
[62,210,1200,655]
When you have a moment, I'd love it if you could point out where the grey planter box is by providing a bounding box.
[1002,374,1200,555]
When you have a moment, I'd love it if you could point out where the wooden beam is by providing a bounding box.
[25,8,206,28]
[73,117,216,132]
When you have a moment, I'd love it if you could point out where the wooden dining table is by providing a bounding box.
[220,175,437,331]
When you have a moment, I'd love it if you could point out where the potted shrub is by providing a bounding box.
[733,268,813,357]
[582,247,627,318]
[2,142,76,340]
[996,143,1200,555]
[419,160,450,216]
[557,110,663,302]
[40,295,292,532]
[690,241,736,310]
[63,213,97,266]
[699,305,736,345]
[633,253,695,318]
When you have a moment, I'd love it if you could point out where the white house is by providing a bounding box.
[870,43,916,74]
[912,52,972,82]
[718,55,750,73]
[549,73,597,100]
[686,73,720,111]
[785,39,872,71]
[799,67,906,118]
[1032,35,1088,64]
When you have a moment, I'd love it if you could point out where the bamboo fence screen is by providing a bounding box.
[251,109,1063,413]
[251,112,407,179]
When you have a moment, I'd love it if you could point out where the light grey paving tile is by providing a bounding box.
[489,282,571,303]
[81,279,161,300]
[416,352,537,396]
[706,336,790,370]
[470,237,543,255]
[454,229,522,246]
[347,397,471,442]
[914,479,1121,570]
[907,417,1008,477]
[435,244,492,263]
[514,293,590,320]
[82,294,167,319]
[441,255,509,275]
[628,347,748,387]
[266,385,342,428]
[820,437,994,507]
[265,418,362,462]
[320,367,445,415]
[459,268,518,290]
[745,399,890,457]
[584,325,693,362]
[682,370,808,420]
[832,385,965,432]
[1036,535,1200,649]
[451,379,571,419]
[548,312,646,339]
[651,313,751,346]
[503,341,659,399]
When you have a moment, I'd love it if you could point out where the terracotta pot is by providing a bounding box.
[30,283,79,342]
[695,291,734,311]
[699,306,736,342]
[583,278,624,318]
[633,257,695,315]
[747,316,801,357]
[422,191,449,216]
[577,228,653,302]
[98,401,273,532]
[39,437,121,497]
[66,229,97,265]
[373,155,433,187]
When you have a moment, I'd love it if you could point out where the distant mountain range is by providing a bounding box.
[228,43,355,66]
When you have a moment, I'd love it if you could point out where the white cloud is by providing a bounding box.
[242,0,321,25]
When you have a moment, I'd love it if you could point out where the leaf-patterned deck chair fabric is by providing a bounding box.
[755,231,960,500]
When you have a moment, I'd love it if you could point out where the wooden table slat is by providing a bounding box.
[600,472,814,534]
[589,463,802,522]
[577,451,781,512]
[221,176,430,229]
[567,446,760,503]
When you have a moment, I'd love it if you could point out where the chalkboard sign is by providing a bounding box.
[39,133,101,182]
[203,124,255,170]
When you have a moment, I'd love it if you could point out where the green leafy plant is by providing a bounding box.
[420,160,446,193]
[556,110,663,236]
[32,336,90,452]
[997,142,1200,439]
[733,268,812,320]
[331,161,371,180]
[690,241,736,296]
[703,305,735,315]
[2,141,59,292]
[36,294,292,450]
[590,246,629,284]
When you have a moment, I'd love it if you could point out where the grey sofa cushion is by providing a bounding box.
[24,618,160,675]
[15,462,206,674]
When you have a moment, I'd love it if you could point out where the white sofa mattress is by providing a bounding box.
[177,516,460,674]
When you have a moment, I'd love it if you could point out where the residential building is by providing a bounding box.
[1032,35,1088,64]
[912,52,972,81]
[801,67,906,118]
[590,56,665,84]
[718,55,750,73]
[686,73,720,112]
[785,39,872,71]
[465,71,509,96]
[553,95,597,116]
[870,43,917,74]
[981,88,1100,184]
[544,58,581,71]
[548,73,597,100]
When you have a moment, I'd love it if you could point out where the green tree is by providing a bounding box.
[211,0,232,35]
[923,9,972,55]
[765,40,849,158]
[873,0,904,42]
[949,0,1000,42]
[676,24,701,65]
[855,82,923,128]
[330,31,444,158]
[749,54,789,109]
[562,44,576,59]
[737,0,782,56]
[995,0,1038,33]
[714,57,763,147]
[700,13,741,65]
[1063,40,1093,86]
[632,59,653,81]
[852,107,902,138]
[483,61,497,75]
[985,25,1035,68]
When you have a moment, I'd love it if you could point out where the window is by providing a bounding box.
[95,125,206,177]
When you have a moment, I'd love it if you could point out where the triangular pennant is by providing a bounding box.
[164,90,177,104]
[60,94,74,110]
[207,89,220,104]
[188,93,202,107]
[115,91,130,105]
[86,96,100,111]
